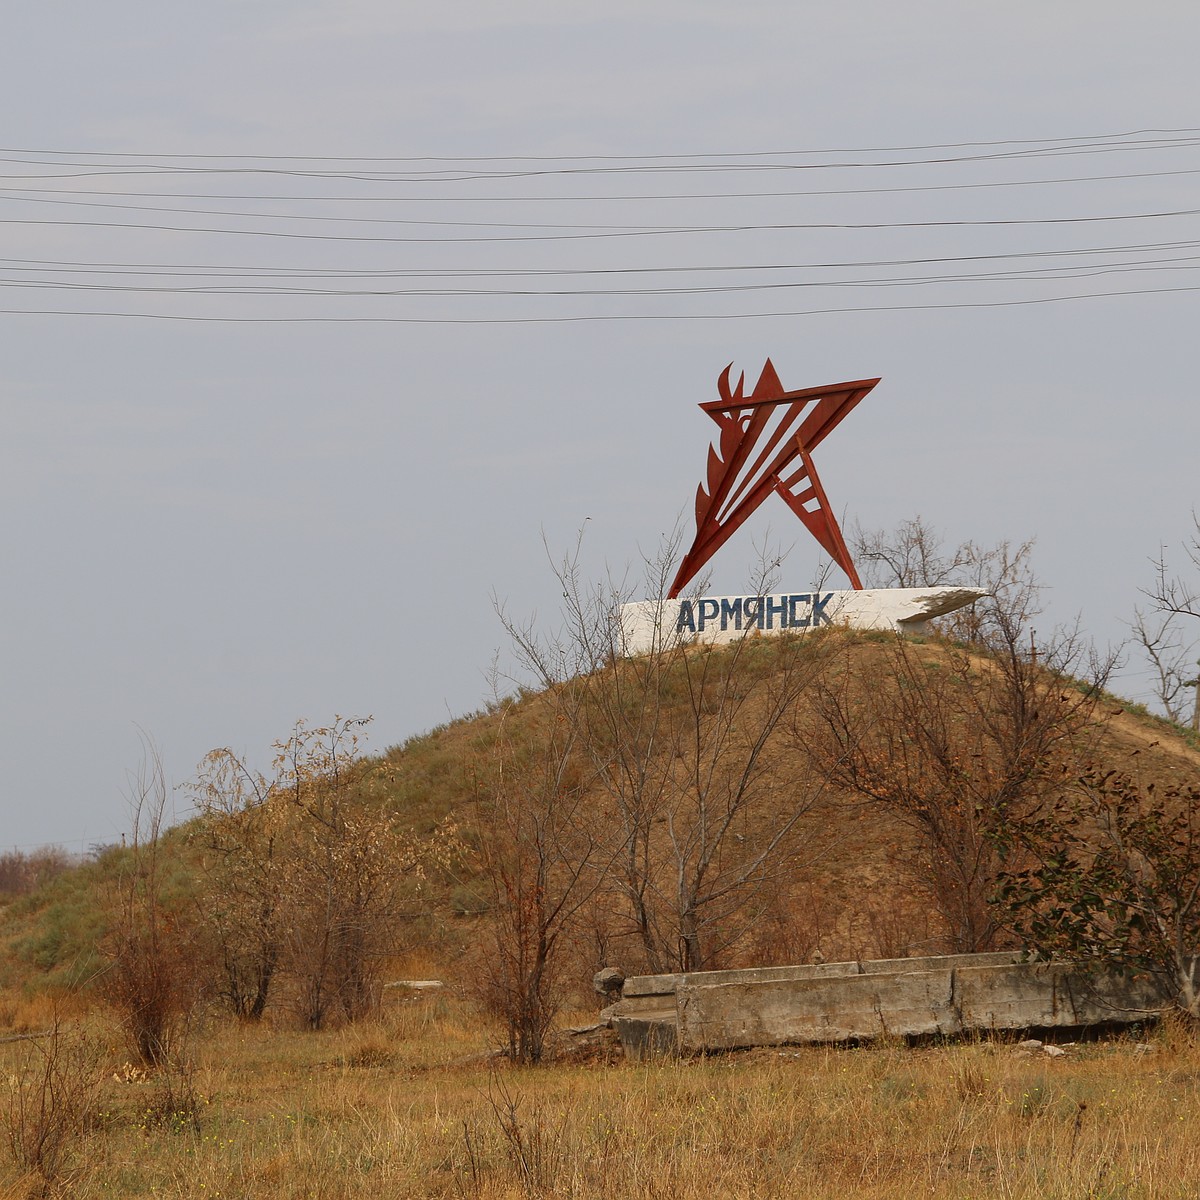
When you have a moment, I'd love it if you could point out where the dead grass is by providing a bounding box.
[0,990,90,1038]
[0,991,1196,1199]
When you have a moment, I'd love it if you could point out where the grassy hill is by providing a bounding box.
[4,627,1196,1020]
[2,627,1200,1197]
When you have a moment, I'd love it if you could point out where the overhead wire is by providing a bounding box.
[1,167,1200,223]
[2,129,1200,181]
[2,162,1199,204]
[2,248,1198,298]
[3,126,1198,159]
[3,205,1200,244]
[5,236,1199,279]
[1,128,1198,322]
[4,279,1195,319]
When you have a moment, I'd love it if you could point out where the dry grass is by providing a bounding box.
[1,991,1197,1199]
[0,991,90,1038]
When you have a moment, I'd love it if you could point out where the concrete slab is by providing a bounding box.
[678,970,963,1049]
[605,951,1168,1056]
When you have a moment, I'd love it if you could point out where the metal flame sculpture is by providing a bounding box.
[668,360,880,598]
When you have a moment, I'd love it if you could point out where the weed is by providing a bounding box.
[1,1020,105,1196]
[462,1067,566,1198]
[144,1052,203,1133]
[1016,1075,1052,1118]
[951,1055,990,1102]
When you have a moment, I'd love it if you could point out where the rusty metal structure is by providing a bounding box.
[668,360,880,598]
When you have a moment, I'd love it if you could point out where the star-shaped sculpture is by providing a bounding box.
[669,360,881,598]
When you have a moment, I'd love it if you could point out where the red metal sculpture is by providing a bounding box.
[669,360,880,598]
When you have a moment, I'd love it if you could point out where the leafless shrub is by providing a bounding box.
[499,533,836,976]
[1130,606,1194,725]
[859,894,938,960]
[741,883,833,966]
[806,629,1106,953]
[101,736,207,1066]
[849,515,1041,646]
[462,1068,566,1199]
[2,1020,105,1196]
[141,1047,203,1133]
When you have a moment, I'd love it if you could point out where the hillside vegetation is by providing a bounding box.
[2,628,1196,1027]
[1,624,1199,1196]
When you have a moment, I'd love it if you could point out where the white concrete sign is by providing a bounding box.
[619,587,986,655]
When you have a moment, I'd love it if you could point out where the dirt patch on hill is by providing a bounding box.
[1095,705,1200,786]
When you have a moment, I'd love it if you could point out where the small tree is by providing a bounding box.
[192,717,449,1029]
[191,749,285,1020]
[996,768,1200,1021]
[1130,606,1195,726]
[275,716,442,1029]
[276,718,379,1027]
[476,687,605,1063]
[102,737,206,1065]
[850,515,1040,646]
[1132,519,1200,725]
[500,536,834,974]
[805,628,1104,952]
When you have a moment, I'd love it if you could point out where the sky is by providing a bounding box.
[3,1,1200,852]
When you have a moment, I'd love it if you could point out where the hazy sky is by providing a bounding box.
[4,1,1200,851]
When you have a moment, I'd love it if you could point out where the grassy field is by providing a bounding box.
[3,987,1199,1199]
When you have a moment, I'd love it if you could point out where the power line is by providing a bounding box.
[4,283,1199,323]
[3,166,1200,225]
[4,205,1199,245]
[5,237,1197,278]
[3,127,1198,160]
[2,135,1200,184]
[4,163,1199,205]
[3,252,1196,298]
[2,128,1197,324]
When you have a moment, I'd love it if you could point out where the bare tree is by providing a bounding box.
[805,628,1106,952]
[654,632,834,971]
[851,515,975,589]
[475,682,607,1063]
[1147,522,1200,623]
[1130,606,1194,725]
[499,536,834,974]
[102,735,206,1065]
[849,516,1041,646]
[1135,523,1200,724]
